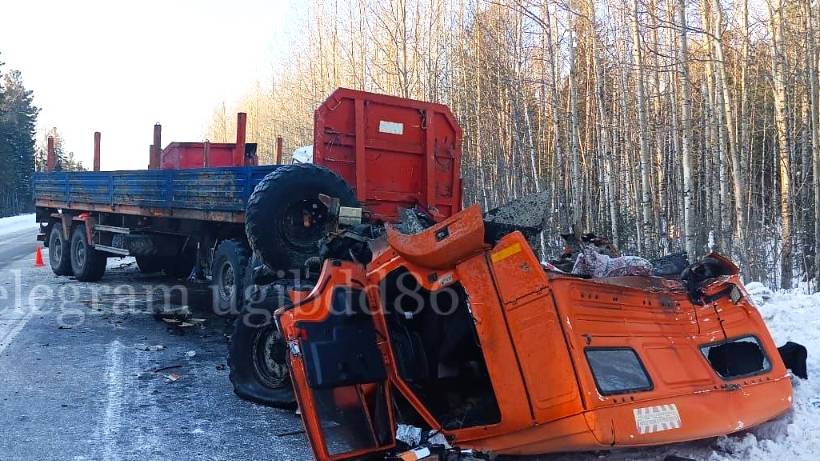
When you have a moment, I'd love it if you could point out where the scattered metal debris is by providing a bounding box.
[151,364,183,373]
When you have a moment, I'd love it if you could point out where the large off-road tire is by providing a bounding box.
[70,226,107,282]
[136,256,164,273]
[48,225,73,276]
[228,285,296,408]
[245,164,356,274]
[212,239,252,316]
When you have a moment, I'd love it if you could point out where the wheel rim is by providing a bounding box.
[218,260,236,302]
[251,327,289,388]
[50,232,62,265]
[73,236,86,268]
[281,197,329,249]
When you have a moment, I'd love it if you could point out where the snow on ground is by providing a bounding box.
[658,285,819,461]
[0,213,36,236]
[713,284,820,461]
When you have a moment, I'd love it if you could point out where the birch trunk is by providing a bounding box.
[769,0,793,288]
[632,0,655,255]
[677,0,697,259]
[592,8,620,249]
[569,17,583,235]
[711,1,747,249]
[805,0,820,286]
[813,0,820,285]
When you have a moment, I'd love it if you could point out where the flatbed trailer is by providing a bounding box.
[32,88,463,319]
[34,166,277,224]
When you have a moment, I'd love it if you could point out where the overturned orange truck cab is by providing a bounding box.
[277,205,793,460]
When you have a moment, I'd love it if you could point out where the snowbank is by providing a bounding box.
[714,286,820,461]
[0,213,36,237]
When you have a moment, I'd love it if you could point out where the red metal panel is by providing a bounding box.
[156,113,254,170]
[313,88,463,223]
[161,142,236,169]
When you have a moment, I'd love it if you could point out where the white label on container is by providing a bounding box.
[379,120,404,135]
[633,403,681,434]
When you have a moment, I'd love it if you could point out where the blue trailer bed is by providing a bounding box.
[33,166,278,223]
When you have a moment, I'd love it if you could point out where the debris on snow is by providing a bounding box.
[571,248,653,278]
[745,282,774,305]
[151,364,182,373]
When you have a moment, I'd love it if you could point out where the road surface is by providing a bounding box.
[0,215,313,460]
[0,214,39,271]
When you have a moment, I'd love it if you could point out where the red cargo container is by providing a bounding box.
[158,112,257,169]
[313,88,463,223]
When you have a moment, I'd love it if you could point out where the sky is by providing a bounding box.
[0,0,301,170]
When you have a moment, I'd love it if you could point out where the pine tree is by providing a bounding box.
[0,54,14,216]
[1,70,39,212]
[0,52,39,217]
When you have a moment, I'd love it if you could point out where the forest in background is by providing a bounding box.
[0,52,37,218]
[210,0,820,290]
[0,50,86,218]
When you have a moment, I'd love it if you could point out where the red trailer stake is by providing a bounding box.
[93,132,101,171]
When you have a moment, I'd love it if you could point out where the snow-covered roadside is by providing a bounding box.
[0,213,36,237]
[709,284,820,461]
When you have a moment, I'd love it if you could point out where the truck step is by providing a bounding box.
[94,224,131,234]
[93,244,130,256]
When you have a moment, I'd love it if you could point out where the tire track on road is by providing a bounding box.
[97,340,166,460]
[101,340,124,461]
[0,219,43,356]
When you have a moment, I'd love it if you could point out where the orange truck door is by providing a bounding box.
[487,232,584,423]
[278,262,395,461]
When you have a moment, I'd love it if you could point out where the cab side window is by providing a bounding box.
[585,348,653,395]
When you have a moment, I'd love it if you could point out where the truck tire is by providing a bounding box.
[70,226,107,282]
[212,239,252,316]
[228,285,295,408]
[245,164,356,274]
[136,256,164,273]
[48,225,73,276]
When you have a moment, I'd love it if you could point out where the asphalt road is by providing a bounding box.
[0,222,313,461]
